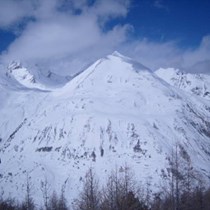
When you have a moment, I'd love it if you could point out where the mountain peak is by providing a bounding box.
[111,50,121,56]
[55,51,152,97]
[108,51,151,72]
[111,51,127,58]
[7,60,22,72]
[4,61,71,90]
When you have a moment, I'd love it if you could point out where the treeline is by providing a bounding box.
[1,145,210,210]
[1,167,210,210]
[74,165,210,210]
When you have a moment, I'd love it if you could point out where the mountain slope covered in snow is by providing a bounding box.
[155,67,210,99]
[0,52,210,205]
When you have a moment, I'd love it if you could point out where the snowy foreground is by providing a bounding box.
[0,52,210,206]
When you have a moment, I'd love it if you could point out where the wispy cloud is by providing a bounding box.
[0,0,34,29]
[120,36,210,73]
[153,0,169,11]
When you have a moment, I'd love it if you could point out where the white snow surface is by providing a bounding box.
[0,53,210,206]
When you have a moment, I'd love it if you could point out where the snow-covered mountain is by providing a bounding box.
[0,52,210,206]
[155,67,210,99]
[3,61,71,91]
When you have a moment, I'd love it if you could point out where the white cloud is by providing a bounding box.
[0,0,131,74]
[182,36,210,67]
[0,0,209,75]
[0,0,34,28]
[121,39,182,70]
[119,35,210,73]
[4,16,102,60]
[91,0,130,19]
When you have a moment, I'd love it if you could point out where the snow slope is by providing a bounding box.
[0,53,210,206]
[155,67,210,99]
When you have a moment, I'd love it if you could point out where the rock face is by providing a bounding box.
[0,52,210,205]
[155,67,210,99]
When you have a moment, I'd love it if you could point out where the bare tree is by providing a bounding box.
[25,173,35,210]
[101,166,147,210]
[58,186,68,210]
[165,143,203,210]
[74,167,101,210]
[167,144,186,210]
[101,168,120,210]
[20,173,35,210]
[49,191,58,210]
[41,178,51,210]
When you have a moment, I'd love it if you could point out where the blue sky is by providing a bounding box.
[126,0,210,47]
[0,0,210,74]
